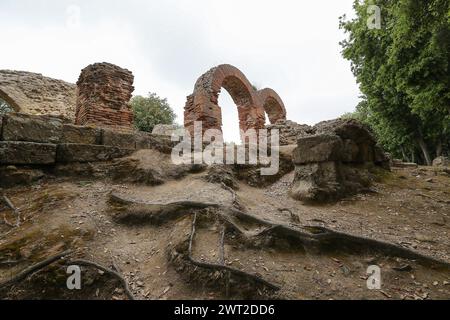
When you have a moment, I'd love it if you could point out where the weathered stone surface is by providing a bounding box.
[75,62,134,130]
[56,144,133,163]
[1,113,65,143]
[290,118,390,203]
[109,149,203,185]
[290,162,341,202]
[293,134,343,164]
[0,70,76,120]
[266,120,314,146]
[0,141,56,164]
[102,129,136,149]
[135,132,176,154]
[61,124,101,145]
[342,139,360,163]
[374,145,390,169]
[315,118,376,145]
[432,156,449,167]
[0,165,44,187]
[184,64,286,136]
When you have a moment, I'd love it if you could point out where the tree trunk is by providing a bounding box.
[436,139,443,158]
[416,136,432,166]
[400,146,409,162]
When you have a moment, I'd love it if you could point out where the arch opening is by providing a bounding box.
[184,64,286,139]
[218,88,241,143]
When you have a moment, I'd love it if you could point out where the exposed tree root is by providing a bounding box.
[108,192,219,224]
[188,213,280,291]
[168,213,280,298]
[68,259,135,300]
[1,195,20,228]
[111,194,450,272]
[0,250,72,290]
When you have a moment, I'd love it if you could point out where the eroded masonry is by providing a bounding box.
[1,62,393,203]
[184,64,287,135]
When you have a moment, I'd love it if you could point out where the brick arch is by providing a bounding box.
[258,88,287,124]
[184,64,286,136]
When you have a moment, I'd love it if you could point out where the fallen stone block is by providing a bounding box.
[290,161,341,202]
[56,144,134,163]
[1,113,64,143]
[0,141,56,165]
[293,134,343,164]
[62,124,101,144]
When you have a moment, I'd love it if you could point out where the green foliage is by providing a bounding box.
[131,93,176,133]
[0,98,13,115]
[340,0,450,164]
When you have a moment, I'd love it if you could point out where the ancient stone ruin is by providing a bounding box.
[290,118,390,202]
[0,62,394,203]
[75,62,135,131]
[184,64,287,135]
[0,70,76,120]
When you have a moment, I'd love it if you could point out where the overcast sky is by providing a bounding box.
[0,0,359,142]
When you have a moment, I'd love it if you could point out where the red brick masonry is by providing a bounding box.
[75,63,134,131]
[184,64,287,135]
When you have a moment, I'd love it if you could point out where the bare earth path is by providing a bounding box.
[0,166,449,300]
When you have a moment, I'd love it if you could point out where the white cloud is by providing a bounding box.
[0,0,359,142]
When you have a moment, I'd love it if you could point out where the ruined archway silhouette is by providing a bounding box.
[184,64,286,136]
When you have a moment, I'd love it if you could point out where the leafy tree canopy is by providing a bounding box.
[131,93,177,133]
[340,0,450,164]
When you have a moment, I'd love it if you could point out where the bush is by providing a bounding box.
[131,93,176,133]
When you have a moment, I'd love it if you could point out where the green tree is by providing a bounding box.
[131,93,176,133]
[340,0,450,164]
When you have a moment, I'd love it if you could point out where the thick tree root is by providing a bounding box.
[109,192,219,224]
[0,250,73,290]
[110,194,450,270]
[168,213,280,298]
[188,213,280,291]
[68,259,135,300]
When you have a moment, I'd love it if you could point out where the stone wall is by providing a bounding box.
[75,63,134,130]
[0,70,76,120]
[184,64,287,136]
[290,119,390,202]
[0,113,175,186]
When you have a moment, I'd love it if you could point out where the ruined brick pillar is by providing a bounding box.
[75,63,134,131]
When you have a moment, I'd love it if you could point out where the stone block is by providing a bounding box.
[0,141,56,164]
[61,124,101,144]
[56,144,133,163]
[293,134,343,164]
[102,129,136,149]
[1,113,63,143]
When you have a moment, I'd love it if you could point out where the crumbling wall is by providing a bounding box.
[184,64,287,135]
[0,113,176,187]
[0,70,76,120]
[75,63,134,131]
[290,119,390,202]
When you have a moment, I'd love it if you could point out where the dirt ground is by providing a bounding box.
[0,165,449,300]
